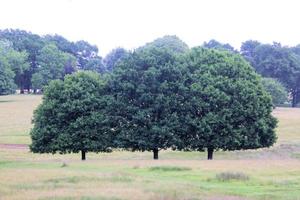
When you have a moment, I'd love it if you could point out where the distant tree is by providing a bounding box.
[141,35,189,53]
[0,41,29,93]
[103,48,128,72]
[109,47,184,159]
[261,78,288,106]
[0,29,102,90]
[0,40,28,94]
[82,56,105,73]
[0,61,16,95]
[203,39,236,53]
[32,44,77,89]
[242,42,300,107]
[44,34,75,54]
[44,35,104,73]
[240,40,261,66]
[175,48,277,159]
[74,40,99,69]
[0,29,45,91]
[31,73,43,92]
[30,71,112,160]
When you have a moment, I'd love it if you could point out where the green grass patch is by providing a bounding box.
[0,100,14,103]
[216,171,249,181]
[39,196,122,200]
[149,166,192,172]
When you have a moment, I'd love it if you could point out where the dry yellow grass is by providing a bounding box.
[273,107,300,144]
[0,95,42,144]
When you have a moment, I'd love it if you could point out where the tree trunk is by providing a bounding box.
[292,92,297,107]
[20,88,24,94]
[207,147,214,160]
[81,150,86,161]
[26,86,31,94]
[153,148,159,160]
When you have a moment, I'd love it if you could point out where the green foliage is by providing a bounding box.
[32,44,77,89]
[44,35,101,71]
[262,78,288,105]
[103,48,128,72]
[241,41,300,107]
[0,40,21,95]
[0,29,45,91]
[108,47,184,157]
[30,71,112,159]
[240,40,261,67]
[0,29,101,91]
[84,57,105,73]
[175,48,277,158]
[0,61,16,95]
[31,73,44,91]
[141,35,189,53]
[74,40,99,69]
[203,39,236,53]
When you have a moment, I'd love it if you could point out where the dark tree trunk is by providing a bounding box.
[26,85,31,94]
[81,150,86,161]
[153,148,159,160]
[207,147,214,160]
[20,89,24,94]
[292,92,297,107]
[33,89,37,94]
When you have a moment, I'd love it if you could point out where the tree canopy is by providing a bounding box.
[0,40,25,95]
[106,46,277,160]
[32,44,77,90]
[103,47,128,72]
[261,78,288,106]
[0,29,102,93]
[241,41,300,107]
[30,71,112,160]
[174,48,277,159]
[107,47,185,159]
[203,39,236,53]
[141,35,189,54]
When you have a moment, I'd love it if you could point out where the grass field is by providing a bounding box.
[0,95,300,200]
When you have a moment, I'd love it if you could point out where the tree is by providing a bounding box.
[0,29,45,91]
[44,34,75,54]
[44,34,104,73]
[103,48,128,72]
[261,78,288,106]
[240,40,261,67]
[109,47,184,159]
[83,56,105,73]
[0,41,29,93]
[74,40,99,69]
[175,47,277,159]
[241,42,300,107]
[203,39,236,53]
[0,61,16,95]
[0,29,102,91]
[30,71,112,160]
[32,44,77,89]
[0,40,24,95]
[141,35,189,53]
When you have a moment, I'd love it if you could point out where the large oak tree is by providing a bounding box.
[175,47,277,159]
[30,71,113,160]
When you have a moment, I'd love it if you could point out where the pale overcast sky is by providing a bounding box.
[0,0,300,56]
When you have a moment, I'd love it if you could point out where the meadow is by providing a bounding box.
[0,95,300,200]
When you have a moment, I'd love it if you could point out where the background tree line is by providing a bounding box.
[1,28,300,107]
[0,29,128,94]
